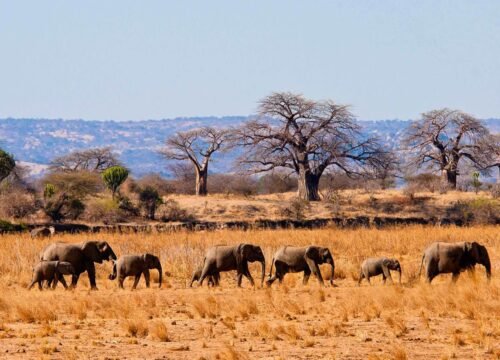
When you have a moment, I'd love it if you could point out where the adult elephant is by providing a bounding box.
[266,246,335,287]
[419,241,491,283]
[40,241,117,290]
[198,244,266,287]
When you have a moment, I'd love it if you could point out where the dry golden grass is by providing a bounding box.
[0,225,498,359]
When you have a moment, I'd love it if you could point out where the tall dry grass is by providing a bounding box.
[0,225,498,359]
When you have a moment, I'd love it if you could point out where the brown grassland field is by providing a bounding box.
[0,225,498,359]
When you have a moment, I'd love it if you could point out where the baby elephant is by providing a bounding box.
[358,257,401,285]
[109,253,162,289]
[28,260,75,290]
[189,266,219,287]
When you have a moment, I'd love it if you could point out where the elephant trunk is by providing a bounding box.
[108,261,117,280]
[157,264,163,288]
[330,262,335,285]
[260,260,266,288]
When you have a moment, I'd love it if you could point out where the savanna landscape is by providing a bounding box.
[0,224,498,359]
[2,2,500,359]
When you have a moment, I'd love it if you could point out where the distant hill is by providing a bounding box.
[0,117,498,178]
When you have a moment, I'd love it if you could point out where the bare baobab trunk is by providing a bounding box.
[441,169,457,189]
[298,170,321,201]
[195,168,208,196]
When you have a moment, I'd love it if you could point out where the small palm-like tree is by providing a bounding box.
[102,166,129,199]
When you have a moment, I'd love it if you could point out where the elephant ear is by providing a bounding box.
[461,242,477,268]
[82,242,103,264]
[143,253,156,267]
[305,246,320,262]
[236,244,249,267]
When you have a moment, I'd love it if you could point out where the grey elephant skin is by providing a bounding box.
[266,246,335,287]
[109,253,162,289]
[190,266,219,287]
[199,244,266,287]
[31,226,55,239]
[40,241,117,290]
[419,241,491,283]
[358,257,401,285]
[28,260,75,290]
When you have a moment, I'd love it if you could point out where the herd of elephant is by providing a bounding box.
[28,240,492,291]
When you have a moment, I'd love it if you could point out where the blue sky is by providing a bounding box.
[1,1,499,120]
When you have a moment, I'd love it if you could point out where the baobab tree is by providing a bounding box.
[236,92,387,201]
[163,127,228,196]
[402,109,496,189]
[482,133,500,182]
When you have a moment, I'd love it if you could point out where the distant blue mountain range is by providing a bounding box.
[0,117,498,178]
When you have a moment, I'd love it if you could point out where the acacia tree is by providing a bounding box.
[402,109,496,189]
[50,147,119,173]
[163,127,228,196]
[236,92,387,201]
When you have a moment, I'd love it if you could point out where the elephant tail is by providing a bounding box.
[108,261,117,280]
[418,254,425,279]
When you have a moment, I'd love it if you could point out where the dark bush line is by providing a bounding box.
[4,215,497,235]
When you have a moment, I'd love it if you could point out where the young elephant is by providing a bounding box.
[109,253,162,289]
[189,265,219,287]
[28,260,75,290]
[266,246,335,287]
[358,258,401,285]
[419,241,491,283]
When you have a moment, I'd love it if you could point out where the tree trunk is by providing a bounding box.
[442,170,457,190]
[298,170,321,201]
[195,168,208,196]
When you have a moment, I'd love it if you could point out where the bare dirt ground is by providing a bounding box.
[168,190,497,222]
[0,226,498,359]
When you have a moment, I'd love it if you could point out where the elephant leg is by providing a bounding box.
[451,273,460,283]
[86,262,97,290]
[306,259,324,286]
[236,272,244,287]
[118,276,125,289]
[303,268,311,285]
[52,274,59,289]
[382,274,387,284]
[70,274,80,289]
[214,272,220,286]
[132,275,141,290]
[381,266,393,285]
[28,280,36,290]
[366,273,371,285]
[58,275,69,289]
[144,270,151,288]
[189,274,198,287]
[358,271,364,286]
[243,263,255,286]
[198,262,213,286]
[38,281,43,291]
